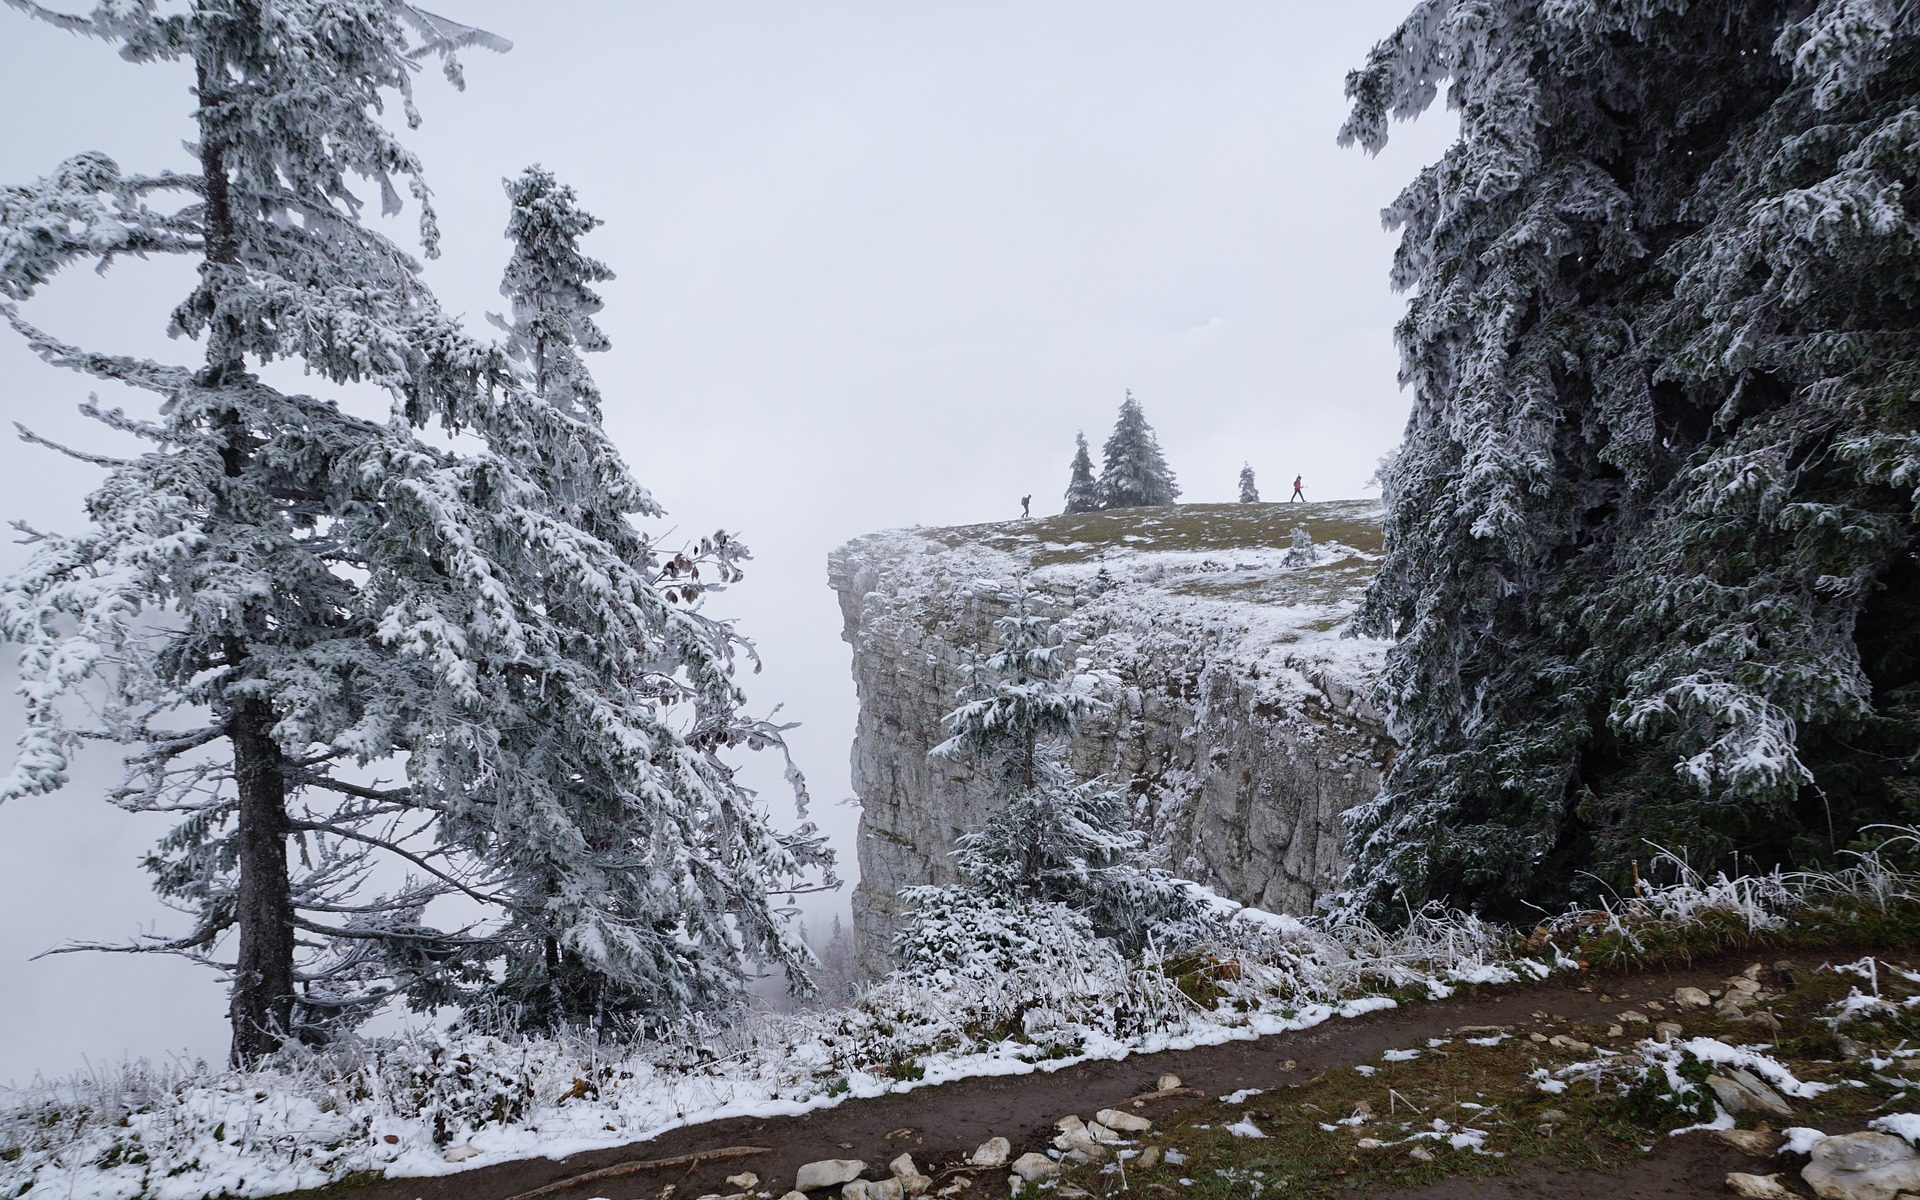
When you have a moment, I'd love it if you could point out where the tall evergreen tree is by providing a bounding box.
[0,3,826,1060]
[1097,391,1180,509]
[472,166,827,1032]
[1339,0,1920,920]
[1063,431,1099,514]
[0,0,515,1065]
[1238,463,1260,503]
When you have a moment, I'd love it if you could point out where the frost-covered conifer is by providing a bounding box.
[1063,432,1099,514]
[1096,391,1180,509]
[908,582,1204,957]
[0,2,825,1061]
[1340,0,1920,919]
[1238,463,1260,504]
[0,0,519,1065]
[490,166,611,422]
[1283,526,1317,566]
[472,167,829,1032]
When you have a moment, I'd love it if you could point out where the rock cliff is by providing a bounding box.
[829,501,1392,977]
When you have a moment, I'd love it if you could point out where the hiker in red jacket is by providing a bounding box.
[1290,475,1305,502]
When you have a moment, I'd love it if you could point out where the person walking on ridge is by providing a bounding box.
[1021,494,1031,518]
[1290,475,1305,502]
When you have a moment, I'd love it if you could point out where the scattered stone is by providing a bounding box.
[1086,1120,1125,1144]
[1356,1137,1387,1150]
[1538,1109,1571,1125]
[1529,1032,1549,1043]
[1608,1024,1626,1038]
[869,1179,905,1200]
[1097,1108,1154,1134]
[934,1180,971,1199]
[1455,1025,1510,1037]
[1549,1034,1593,1053]
[1718,998,1751,1019]
[1010,1153,1061,1182]
[1744,1012,1784,1036]
[442,1144,480,1163]
[1282,1059,1298,1072]
[1726,1172,1798,1199]
[885,1128,913,1141]
[1675,986,1714,1009]
[1656,1022,1684,1041]
[1158,1074,1182,1091]
[1055,1115,1086,1136]
[842,1183,871,1200]
[1619,1010,1650,1025]
[1802,1131,1920,1200]
[1136,1146,1162,1170]
[783,1192,809,1200]
[1715,1127,1779,1157]
[727,1174,760,1190]
[969,1138,1010,1168]
[1708,1071,1793,1118]
[796,1160,866,1192]
[1409,1146,1434,1163]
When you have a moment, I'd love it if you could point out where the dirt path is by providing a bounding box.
[326,957,1770,1200]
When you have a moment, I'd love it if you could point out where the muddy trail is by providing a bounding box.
[316,954,1831,1200]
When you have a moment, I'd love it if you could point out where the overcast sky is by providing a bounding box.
[0,1,1453,1083]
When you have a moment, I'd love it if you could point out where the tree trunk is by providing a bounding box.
[228,693,296,1064]
[198,50,297,1066]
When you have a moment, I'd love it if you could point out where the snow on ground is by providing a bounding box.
[0,896,1536,1200]
[839,500,1390,717]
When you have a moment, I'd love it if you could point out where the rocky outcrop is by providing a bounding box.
[830,501,1394,977]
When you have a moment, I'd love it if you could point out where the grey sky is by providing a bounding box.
[0,1,1453,1082]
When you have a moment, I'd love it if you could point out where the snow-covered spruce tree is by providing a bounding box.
[1063,431,1100,514]
[899,582,1204,959]
[0,3,825,1061]
[1283,526,1317,567]
[1238,463,1260,503]
[472,166,829,1032]
[0,0,520,1065]
[1339,0,1920,920]
[1096,391,1180,509]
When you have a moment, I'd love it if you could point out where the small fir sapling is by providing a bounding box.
[899,580,1206,964]
[1063,431,1100,514]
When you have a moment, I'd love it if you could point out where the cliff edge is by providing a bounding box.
[829,501,1393,976]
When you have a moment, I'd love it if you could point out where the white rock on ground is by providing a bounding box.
[969,1138,1010,1168]
[1673,986,1713,1009]
[728,1173,760,1189]
[1096,1109,1153,1133]
[796,1160,867,1192]
[890,1154,932,1195]
[842,1183,870,1200]
[1713,1127,1779,1157]
[1158,1074,1183,1091]
[441,1145,480,1163]
[1011,1153,1062,1182]
[1726,1173,1798,1200]
[1801,1131,1920,1200]
[782,1192,809,1200]
[1708,1069,1794,1118]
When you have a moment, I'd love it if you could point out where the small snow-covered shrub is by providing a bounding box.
[893,886,1110,985]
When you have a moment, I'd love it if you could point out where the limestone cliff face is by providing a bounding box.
[830,501,1393,977]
